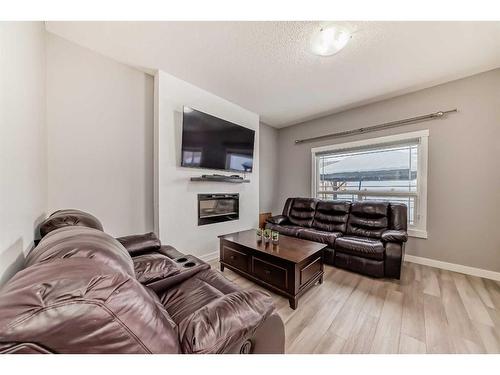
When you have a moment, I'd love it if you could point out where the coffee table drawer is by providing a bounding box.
[252,257,288,290]
[222,246,249,272]
[300,257,322,286]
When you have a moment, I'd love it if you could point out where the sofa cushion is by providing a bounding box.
[265,223,304,237]
[39,209,103,238]
[312,201,350,233]
[26,226,135,277]
[335,235,385,261]
[0,258,181,354]
[287,198,317,227]
[160,269,273,354]
[346,201,389,238]
[159,269,240,324]
[133,253,181,284]
[298,228,341,247]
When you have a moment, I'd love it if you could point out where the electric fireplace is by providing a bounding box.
[198,194,239,226]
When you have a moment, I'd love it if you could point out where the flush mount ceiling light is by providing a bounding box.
[310,25,351,56]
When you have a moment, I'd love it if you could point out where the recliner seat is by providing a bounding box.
[335,236,385,261]
[298,228,339,247]
[266,198,408,279]
[0,209,285,354]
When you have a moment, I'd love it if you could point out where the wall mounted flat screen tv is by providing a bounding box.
[181,107,255,173]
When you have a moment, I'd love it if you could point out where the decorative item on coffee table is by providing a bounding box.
[263,229,271,244]
[271,230,279,245]
[256,228,263,242]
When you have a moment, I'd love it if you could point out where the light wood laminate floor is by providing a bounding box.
[209,260,500,353]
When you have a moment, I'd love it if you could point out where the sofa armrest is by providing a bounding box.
[116,232,161,256]
[266,215,289,225]
[133,254,210,293]
[157,245,185,259]
[385,242,405,279]
[381,230,408,243]
[178,290,275,354]
[245,312,285,354]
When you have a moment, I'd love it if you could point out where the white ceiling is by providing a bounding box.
[46,21,500,128]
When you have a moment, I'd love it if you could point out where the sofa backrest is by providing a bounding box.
[287,198,318,227]
[0,258,181,353]
[281,197,294,217]
[25,226,135,277]
[312,201,351,233]
[388,203,408,231]
[39,209,104,238]
[281,198,408,238]
[346,201,390,238]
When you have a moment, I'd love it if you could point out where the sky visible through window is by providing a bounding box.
[228,153,253,172]
[317,145,418,224]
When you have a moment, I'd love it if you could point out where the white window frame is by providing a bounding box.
[311,130,428,239]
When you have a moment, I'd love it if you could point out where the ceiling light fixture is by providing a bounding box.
[310,25,351,57]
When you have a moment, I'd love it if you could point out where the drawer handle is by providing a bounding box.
[230,255,235,260]
[264,269,271,275]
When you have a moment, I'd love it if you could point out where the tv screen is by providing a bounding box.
[181,107,255,173]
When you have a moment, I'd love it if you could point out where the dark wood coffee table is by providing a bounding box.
[218,229,326,309]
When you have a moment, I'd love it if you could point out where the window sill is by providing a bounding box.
[408,228,428,239]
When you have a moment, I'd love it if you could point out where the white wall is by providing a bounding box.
[155,71,259,258]
[276,69,500,273]
[46,33,154,237]
[259,122,279,214]
[0,22,47,285]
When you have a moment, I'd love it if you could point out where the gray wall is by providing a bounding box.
[46,33,154,237]
[276,69,500,272]
[0,22,47,285]
[259,122,279,214]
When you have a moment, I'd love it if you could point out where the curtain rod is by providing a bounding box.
[294,109,458,144]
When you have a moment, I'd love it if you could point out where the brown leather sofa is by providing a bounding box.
[266,198,408,279]
[0,209,285,354]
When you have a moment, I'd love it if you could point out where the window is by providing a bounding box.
[225,151,253,172]
[311,130,428,238]
[182,149,202,166]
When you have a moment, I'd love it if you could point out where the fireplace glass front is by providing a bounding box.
[198,194,239,225]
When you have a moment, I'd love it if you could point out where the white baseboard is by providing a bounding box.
[198,250,219,263]
[199,251,500,281]
[404,254,500,281]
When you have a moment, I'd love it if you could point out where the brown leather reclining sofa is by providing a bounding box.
[266,198,408,279]
[0,209,285,354]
